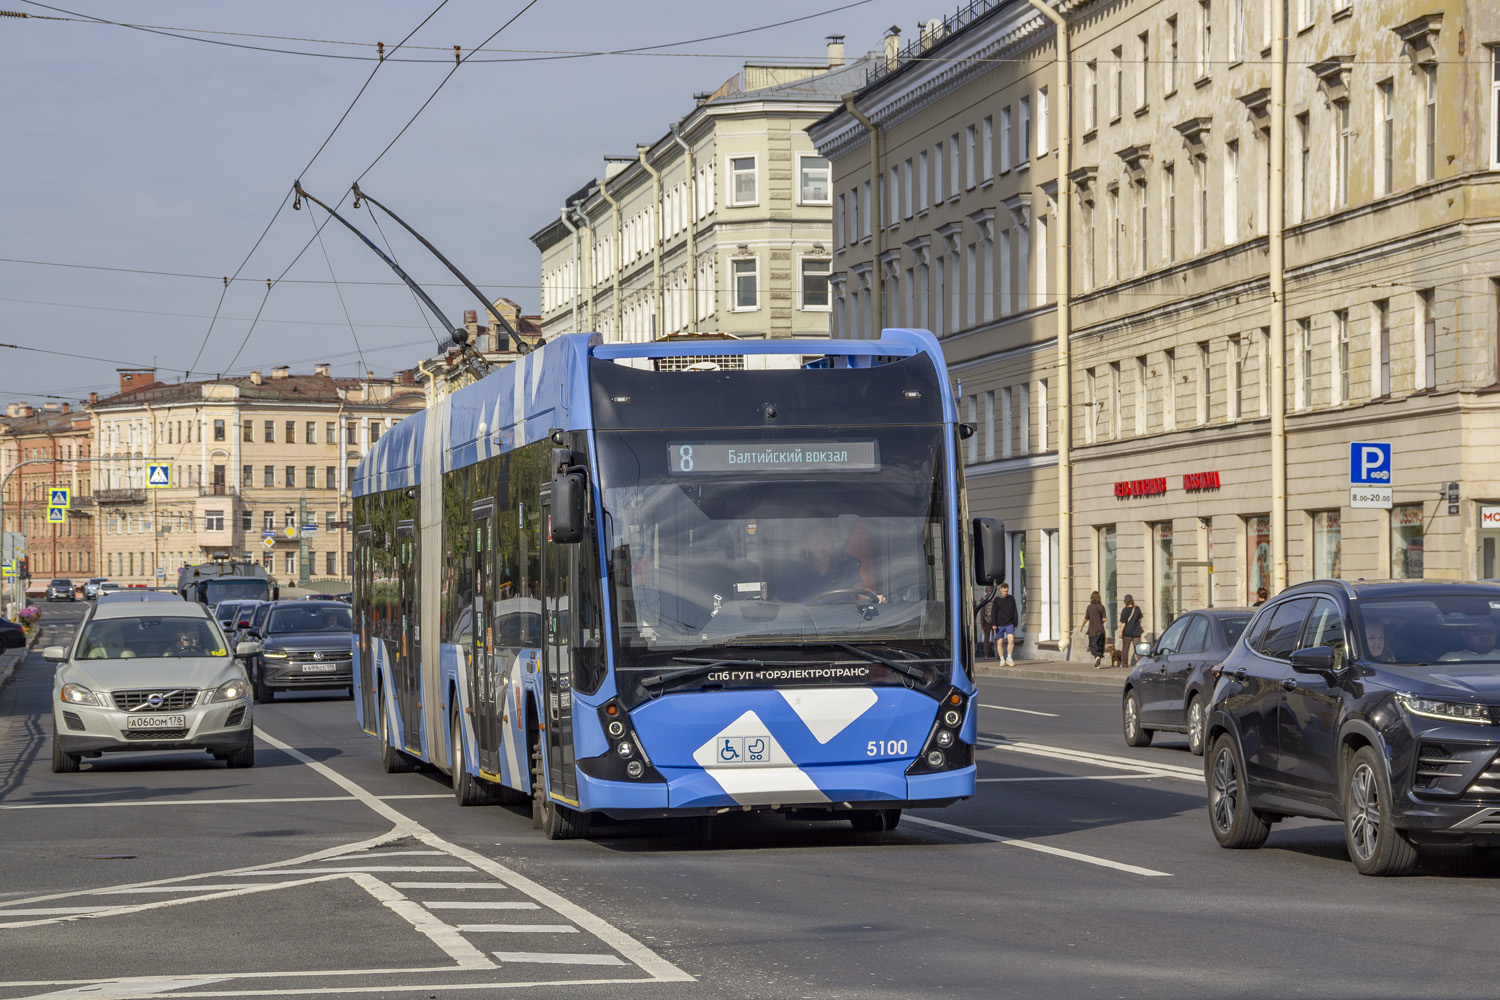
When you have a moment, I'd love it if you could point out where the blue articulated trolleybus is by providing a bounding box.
[351,329,1001,839]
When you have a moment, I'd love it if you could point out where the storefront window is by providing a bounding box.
[1042,529,1059,639]
[1247,515,1270,599]
[1152,521,1174,627]
[1009,530,1027,633]
[1100,525,1118,632]
[1313,510,1342,579]
[1391,504,1423,578]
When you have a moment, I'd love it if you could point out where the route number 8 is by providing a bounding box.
[678,445,694,472]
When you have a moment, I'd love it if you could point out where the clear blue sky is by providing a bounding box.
[1,0,926,404]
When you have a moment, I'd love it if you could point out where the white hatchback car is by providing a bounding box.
[46,601,254,771]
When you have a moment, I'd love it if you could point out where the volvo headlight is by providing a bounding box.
[207,678,250,703]
[1396,692,1491,726]
[61,683,102,706]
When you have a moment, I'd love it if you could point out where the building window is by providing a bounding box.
[1334,309,1349,404]
[964,125,977,189]
[213,419,225,442]
[1392,504,1424,579]
[1313,510,1342,579]
[1298,0,1314,31]
[1167,17,1179,94]
[204,510,224,532]
[327,466,337,491]
[285,552,295,575]
[285,466,296,489]
[1197,0,1211,80]
[326,510,337,531]
[1018,97,1032,164]
[242,464,253,487]
[1334,98,1351,206]
[1296,112,1311,222]
[369,422,381,445]
[1228,335,1244,420]
[999,107,1013,173]
[1137,178,1149,271]
[1490,47,1500,169]
[326,551,337,576]
[1377,79,1394,195]
[285,510,296,528]
[1137,33,1149,109]
[903,159,914,217]
[264,466,274,487]
[732,258,758,310]
[1193,154,1207,253]
[306,421,317,445]
[798,155,830,205]
[1297,318,1313,409]
[1108,185,1120,281]
[263,511,275,531]
[861,181,872,237]
[264,420,274,443]
[284,420,295,444]
[917,150,929,212]
[1230,0,1245,62]
[1424,65,1438,181]
[1225,140,1239,244]
[1084,64,1097,132]
[981,117,994,177]
[800,258,831,311]
[240,509,252,531]
[1152,521,1175,626]
[1038,378,1050,451]
[1246,515,1270,598]
[949,134,960,193]
[306,465,317,489]
[1164,348,1178,429]
[1419,288,1437,390]
[1165,164,1176,260]
[1037,88,1049,154]
[1110,47,1123,120]
[728,156,757,206]
[1373,299,1391,396]
[933,142,945,202]
[243,421,253,442]
[1197,341,1210,424]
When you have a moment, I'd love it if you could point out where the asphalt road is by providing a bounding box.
[3,603,1499,999]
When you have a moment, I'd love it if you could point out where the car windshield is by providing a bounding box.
[267,605,352,633]
[596,426,951,668]
[75,617,227,660]
[1358,595,1500,665]
[202,579,269,604]
[1221,616,1252,646]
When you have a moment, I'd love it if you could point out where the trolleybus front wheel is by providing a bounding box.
[531,744,587,840]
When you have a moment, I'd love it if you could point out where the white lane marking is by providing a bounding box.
[233,866,474,875]
[18,974,230,997]
[0,974,637,995]
[904,815,1172,877]
[0,794,449,811]
[95,886,265,894]
[390,882,508,890]
[254,727,696,984]
[423,902,540,911]
[457,924,579,934]
[492,952,626,966]
[325,850,448,858]
[978,702,1060,718]
[347,873,493,971]
[977,774,1177,783]
[990,740,1202,780]
[0,874,351,930]
[0,907,114,915]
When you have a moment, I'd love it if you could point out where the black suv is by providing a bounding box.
[1206,580,1500,875]
[242,600,353,702]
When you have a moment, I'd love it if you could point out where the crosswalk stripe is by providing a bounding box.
[423,901,539,910]
[0,907,110,915]
[493,951,625,965]
[456,924,579,933]
[390,882,508,890]
[236,866,474,874]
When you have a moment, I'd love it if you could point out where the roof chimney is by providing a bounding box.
[117,368,158,394]
[271,366,290,379]
[315,363,330,377]
[826,34,845,68]
[88,392,98,405]
[60,403,69,414]
[884,26,901,70]
[249,370,263,385]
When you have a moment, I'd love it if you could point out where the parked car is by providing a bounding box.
[0,617,25,650]
[82,578,108,600]
[44,600,253,771]
[1122,607,1254,754]
[241,600,353,702]
[1205,579,1500,876]
[45,578,75,602]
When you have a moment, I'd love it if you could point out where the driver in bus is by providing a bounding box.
[775,523,875,604]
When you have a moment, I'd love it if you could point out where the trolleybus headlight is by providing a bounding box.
[907,687,974,775]
[607,719,626,738]
[616,741,635,758]
[925,750,945,768]
[942,708,962,727]
[936,729,955,748]
[626,760,644,778]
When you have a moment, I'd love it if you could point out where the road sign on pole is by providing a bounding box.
[48,487,70,509]
[262,536,276,548]
[46,507,66,523]
[1349,442,1392,485]
[147,464,171,488]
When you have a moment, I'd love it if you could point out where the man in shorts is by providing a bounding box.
[993,582,1019,666]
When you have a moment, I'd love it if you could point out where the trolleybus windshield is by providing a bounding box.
[596,424,950,686]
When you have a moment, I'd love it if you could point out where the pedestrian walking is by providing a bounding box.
[993,582,1019,666]
[974,584,996,660]
[1118,594,1144,669]
[1082,591,1107,669]
[1252,587,1269,607]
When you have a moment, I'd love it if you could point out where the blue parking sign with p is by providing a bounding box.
[1350,442,1392,485]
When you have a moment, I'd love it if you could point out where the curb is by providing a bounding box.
[974,660,1129,688]
[0,625,43,696]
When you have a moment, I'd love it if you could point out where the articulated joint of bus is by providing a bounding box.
[577,699,665,784]
[906,688,973,775]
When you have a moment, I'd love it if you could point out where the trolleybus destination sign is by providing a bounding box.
[667,441,880,475]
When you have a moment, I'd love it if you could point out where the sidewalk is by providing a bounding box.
[974,654,1131,687]
[0,644,27,695]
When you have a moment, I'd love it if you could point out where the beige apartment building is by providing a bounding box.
[531,40,878,353]
[89,366,424,589]
[811,0,1500,653]
[0,402,96,595]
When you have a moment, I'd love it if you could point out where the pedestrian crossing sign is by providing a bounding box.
[47,507,66,524]
[48,487,70,509]
[147,464,171,488]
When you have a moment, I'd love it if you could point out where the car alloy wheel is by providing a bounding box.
[1187,697,1205,756]
[1123,690,1152,747]
[1208,733,1269,849]
[1343,745,1417,876]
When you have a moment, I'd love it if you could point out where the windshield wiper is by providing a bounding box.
[641,657,769,690]
[832,643,947,684]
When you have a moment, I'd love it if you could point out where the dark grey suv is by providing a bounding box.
[242,600,353,702]
[1206,579,1500,875]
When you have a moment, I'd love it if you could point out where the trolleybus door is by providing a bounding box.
[470,502,501,773]
[355,525,377,730]
[396,518,421,750]
[540,495,578,803]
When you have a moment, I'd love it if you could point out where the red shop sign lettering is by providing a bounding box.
[1182,471,1222,492]
[1114,477,1168,498]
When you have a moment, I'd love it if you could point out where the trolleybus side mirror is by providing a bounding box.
[973,517,1006,585]
[550,473,586,543]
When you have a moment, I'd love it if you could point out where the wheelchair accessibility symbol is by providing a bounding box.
[719,738,743,762]
[716,735,771,764]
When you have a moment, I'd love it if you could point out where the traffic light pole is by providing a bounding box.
[299,493,310,586]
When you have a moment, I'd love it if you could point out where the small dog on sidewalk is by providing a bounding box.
[1108,646,1124,668]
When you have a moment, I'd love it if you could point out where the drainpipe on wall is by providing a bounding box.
[842,95,882,335]
[558,207,580,332]
[598,177,623,339]
[1028,0,1073,644]
[638,145,664,339]
[1269,0,1287,592]
[668,121,697,334]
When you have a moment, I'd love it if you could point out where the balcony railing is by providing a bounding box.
[95,488,146,505]
[201,485,236,497]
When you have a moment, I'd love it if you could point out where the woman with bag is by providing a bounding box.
[1118,594,1144,669]
[1082,591,1107,669]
